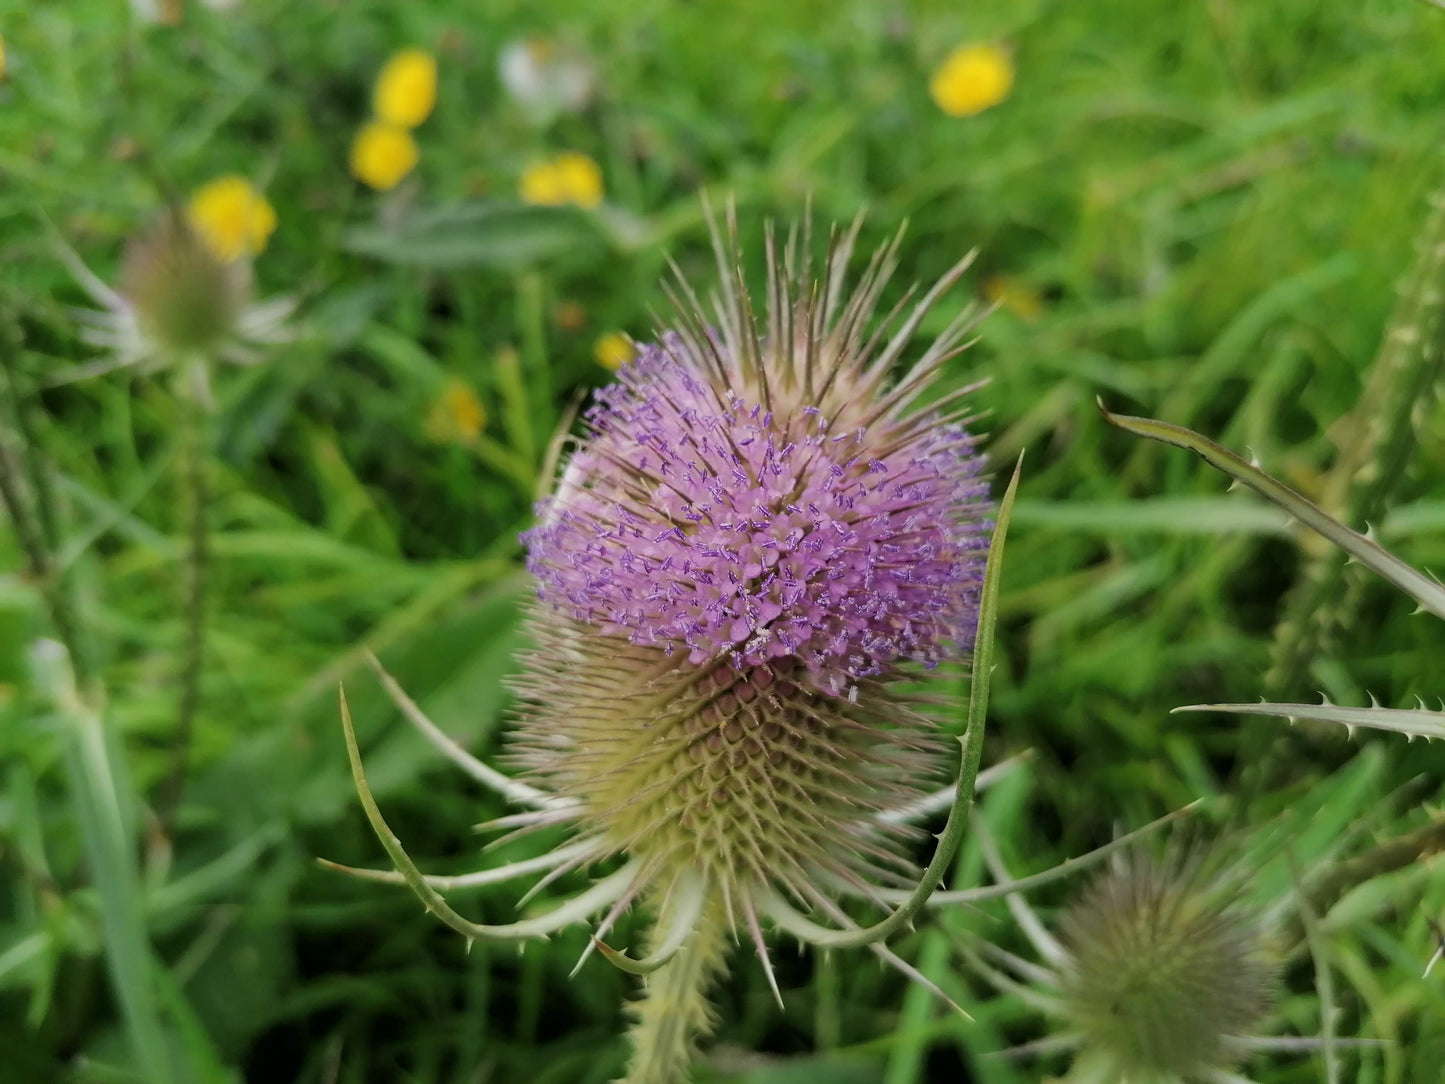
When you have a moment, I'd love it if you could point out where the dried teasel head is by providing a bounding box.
[119,212,251,358]
[56,210,293,391]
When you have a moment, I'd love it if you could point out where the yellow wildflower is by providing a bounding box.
[426,378,487,443]
[983,274,1043,320]
[374,48,437,129]
[186,176,277,262]
[929,43,1013,118]
[350,122,419,191]
[519,152,604,210]
[593,331,635,371]
[0,34,7,81]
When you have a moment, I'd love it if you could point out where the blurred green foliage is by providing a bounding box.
[1,0,1444,1081]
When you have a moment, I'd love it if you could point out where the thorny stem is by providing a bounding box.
[0,324,92,689]
[618,895,729,1084]
[1282,814,1445,954]
[160,361,210,832]
[1268,185,1445,693]
[0,327,63,556]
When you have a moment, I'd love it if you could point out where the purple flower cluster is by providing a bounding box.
[525,336,989,696]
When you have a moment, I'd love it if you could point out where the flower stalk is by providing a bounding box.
[160,359,211,830]
[619,896,730,1084]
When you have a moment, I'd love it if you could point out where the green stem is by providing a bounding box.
[515,270,552,456]
[160,365,209,831]
[618,896,730,1084]
[0,337,62,556]
[1267,182,1445,694]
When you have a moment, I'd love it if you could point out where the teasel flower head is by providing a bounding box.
[516,217,991,890]
[1058,851,1276,1081]
[966,842,1280,1084]
[333,208,997,1084]
[118,212,249,359]
[57,206,293,396]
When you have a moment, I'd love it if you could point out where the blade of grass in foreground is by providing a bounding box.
[30,641,177,1084]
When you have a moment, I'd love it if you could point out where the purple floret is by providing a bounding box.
[524,339,990,697]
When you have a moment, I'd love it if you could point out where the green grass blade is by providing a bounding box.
[31,642,177,1084]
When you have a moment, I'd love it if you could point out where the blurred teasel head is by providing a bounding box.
[976,845,1278,1084]
[119,212,250,359]
[337,207,997,1083]
[60,182,293,395]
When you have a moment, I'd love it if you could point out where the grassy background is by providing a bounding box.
[2,0,1444,1081]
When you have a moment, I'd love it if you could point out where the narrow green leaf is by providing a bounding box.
[343,201,601,270]
[30,643,176,1084]
[1099,403,1445,620]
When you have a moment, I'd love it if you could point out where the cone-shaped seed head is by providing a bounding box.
[514,218,990,911]
[1056,852,1276,1081]
[121,213,250,357]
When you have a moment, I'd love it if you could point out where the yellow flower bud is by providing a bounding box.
[593,331,635,371]
[929,43,1014,118]
[350,122,419,191]
[425,378,487,443]
[519,152,603,210]
[374,48,437,129]
[983,274,1043,320]
[186,176,277,262]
